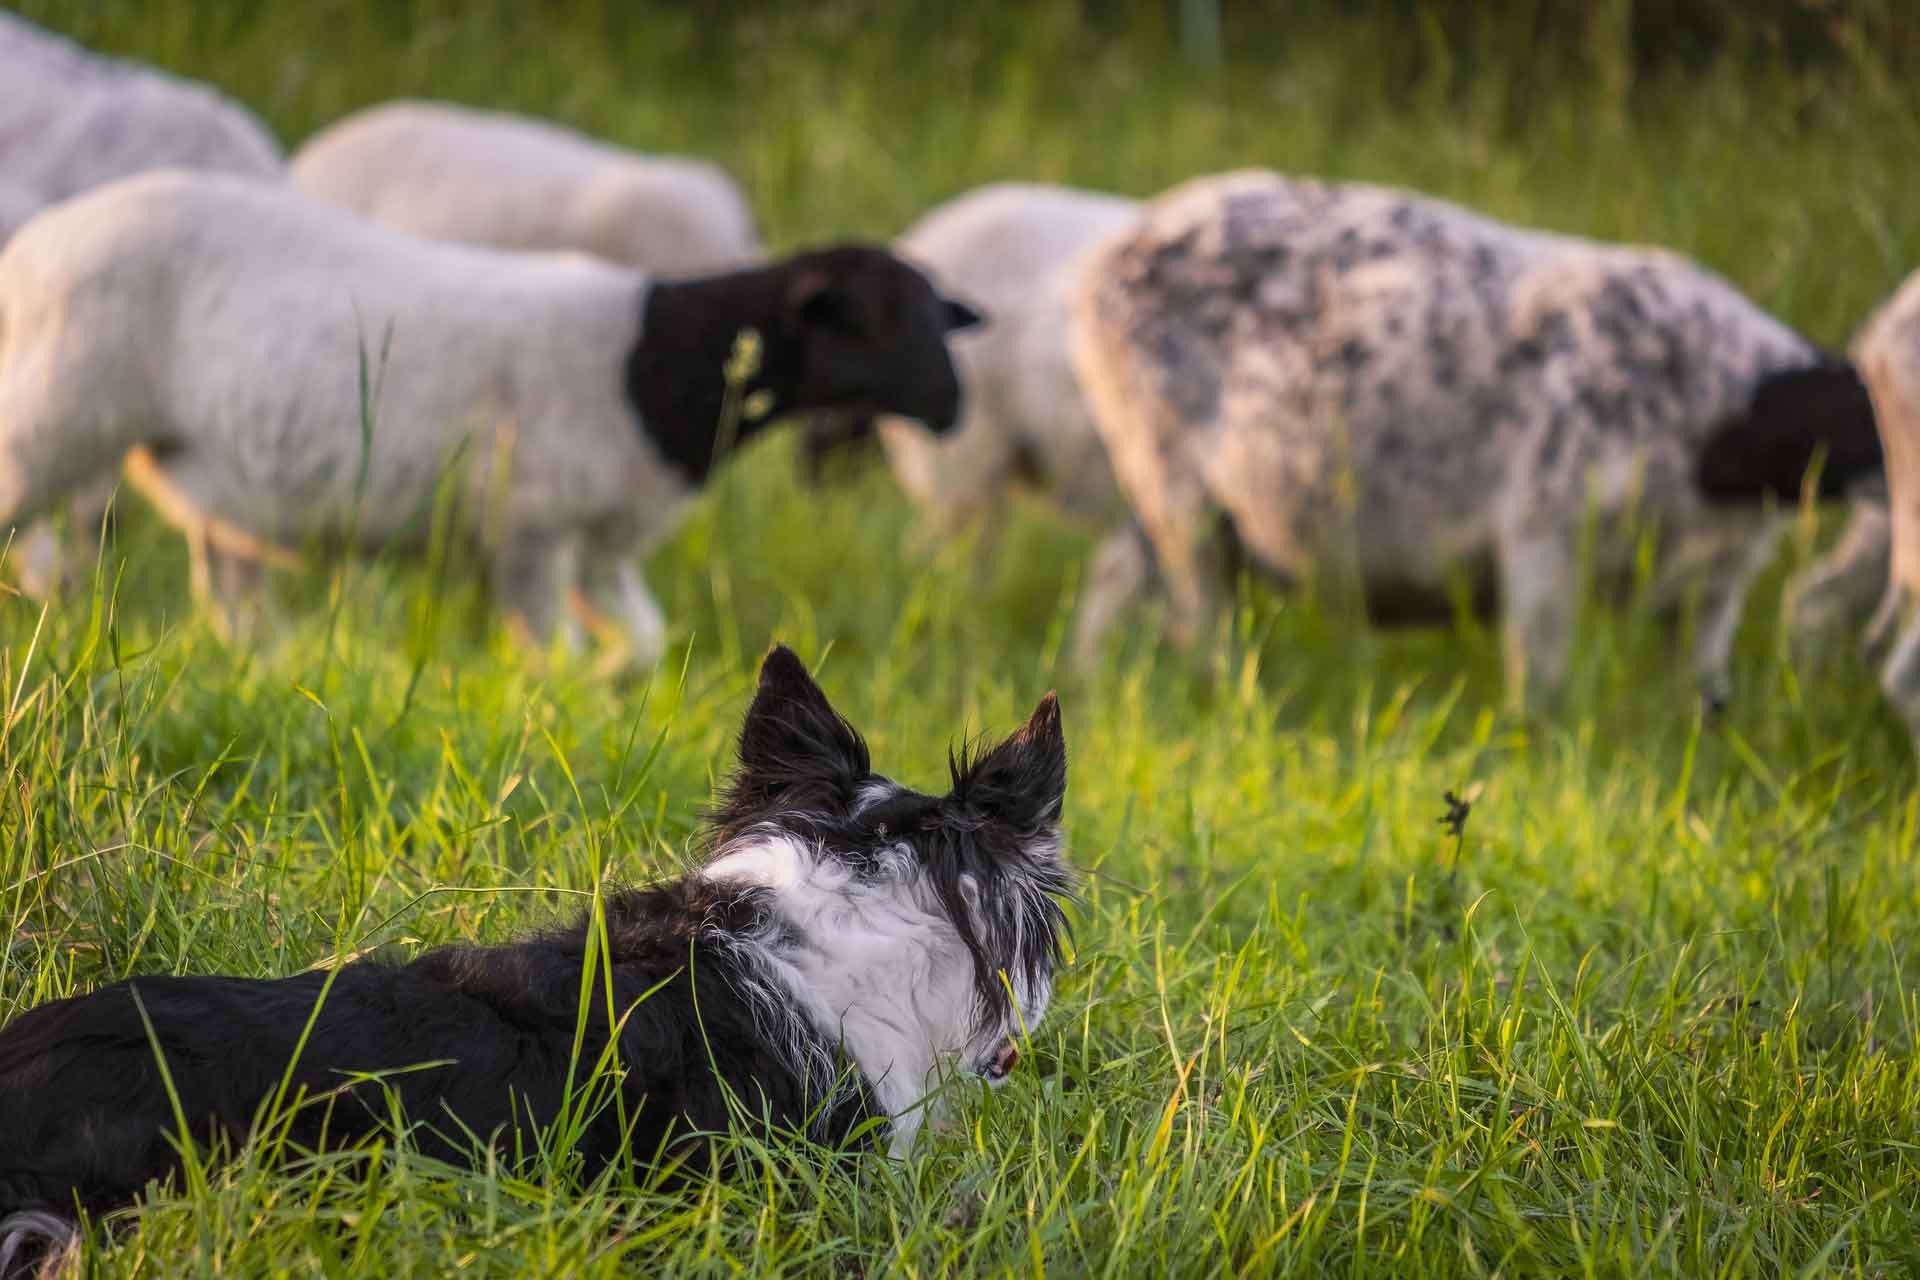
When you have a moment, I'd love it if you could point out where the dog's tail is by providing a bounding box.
[1696,359,1883,501]
[0,1210,75,1280]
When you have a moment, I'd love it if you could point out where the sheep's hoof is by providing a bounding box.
[1698,678,1731,719]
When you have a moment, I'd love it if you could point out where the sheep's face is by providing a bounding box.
[780,245,984,436]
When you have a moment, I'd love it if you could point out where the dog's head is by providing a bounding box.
[710,645,1073,1082]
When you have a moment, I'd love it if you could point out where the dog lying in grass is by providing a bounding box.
[0,646,1073,1274]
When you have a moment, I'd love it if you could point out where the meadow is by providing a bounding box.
[5,1,1920,1273]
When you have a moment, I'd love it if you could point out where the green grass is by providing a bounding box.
[6,1,1920,1274]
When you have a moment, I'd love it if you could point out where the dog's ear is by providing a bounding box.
[735,645,871,793]
[950,693,1066,830]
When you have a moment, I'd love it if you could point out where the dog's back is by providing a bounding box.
[0,884,866,1228]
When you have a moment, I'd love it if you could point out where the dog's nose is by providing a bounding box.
[985,1038,1020,1080]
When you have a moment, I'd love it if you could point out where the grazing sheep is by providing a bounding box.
[0,11,282,200]
[1848,271,1920,739]
[874,182,1153,657]
[0,172,979,661]
[0,11,286,594]
[1071,169,1880,706]
[881,183,1140,530]
[291,100,759,276]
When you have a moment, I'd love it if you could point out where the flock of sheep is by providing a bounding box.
[2,12,1918,738]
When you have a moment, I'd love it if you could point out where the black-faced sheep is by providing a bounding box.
[0,173,980,662]
[290,100,759,277]
[1070,169,1880,706]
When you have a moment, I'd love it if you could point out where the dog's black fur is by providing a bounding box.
[1695,359,1883,501]
[628,245,984,484]
[0,645,1069,1273]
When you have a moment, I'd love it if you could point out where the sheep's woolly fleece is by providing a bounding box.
[1070,168,1823,703]
[881,182,1140,530]
[292,99,758,275]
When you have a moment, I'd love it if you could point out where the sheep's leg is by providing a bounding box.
[1675,514,1786,711]
[1082,422,1228,661]
[206,545,271,644]
[1879,619,1920,752]
[184,529,270,644]
[1784,499,1892,661]
[494,533,582,653]
[1864,583,1912,662]
[1072,522,1156,668]
[119,446,296,636]
[10,473,117,598]
[1496,507,1576,713]
[574,550,668,670]
[11,520,66,600]
[881,410,1015,566]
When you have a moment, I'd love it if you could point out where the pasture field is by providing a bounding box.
[5,2,1920,1274]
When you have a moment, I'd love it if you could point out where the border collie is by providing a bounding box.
[0,646,1073,1273]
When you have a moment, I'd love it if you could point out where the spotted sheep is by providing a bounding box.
[291,100,760,277]
[1070,169,1880,706]
[0,172,980,662]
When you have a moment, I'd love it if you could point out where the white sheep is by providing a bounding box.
[0,172,980,660]
[0,11,286,593]
[881,183,1139,528]
[0,11,282,200]
[291,100,759,276]
[871,182,1152,656]
[1071,169,1880,707]
[0,177,38,245]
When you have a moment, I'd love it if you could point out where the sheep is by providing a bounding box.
[291,100,759,277]
[0,177,37,245]
[881,184,1139,529]
[0,11,286,595]
[1070,169,1881,707]
[1853,271,1920,738]
[0,11,282,200]
[865,182,1154,655]
[0,172,981,662]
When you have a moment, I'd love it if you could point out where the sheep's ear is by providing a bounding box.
[788,268,851,333]
[944,298,987,332]
[735,645,871,789]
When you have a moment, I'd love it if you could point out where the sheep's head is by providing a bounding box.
[775,244,984,436]
[629,246,986,485]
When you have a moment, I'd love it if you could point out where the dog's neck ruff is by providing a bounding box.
[700,829,979,1153]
